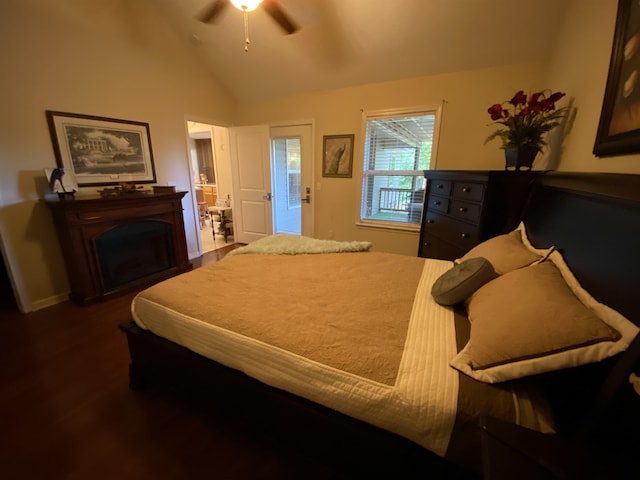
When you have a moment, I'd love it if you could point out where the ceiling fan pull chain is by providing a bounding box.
[243,9,250,52]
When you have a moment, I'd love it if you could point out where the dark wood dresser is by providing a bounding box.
[418,170,542,260]
[45,191,192,305]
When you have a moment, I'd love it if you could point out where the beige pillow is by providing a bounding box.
[450,260,639,383]
[546,250,639,342]
[431,257,498,306]
[458,226,552,275]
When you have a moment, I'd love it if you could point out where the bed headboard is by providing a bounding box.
[521,171,640,444]
[523,172,640,325]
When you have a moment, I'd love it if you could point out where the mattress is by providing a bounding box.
[131,251,552,462]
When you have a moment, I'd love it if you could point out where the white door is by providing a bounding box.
[229,125,273,244]
[270,124,313,237]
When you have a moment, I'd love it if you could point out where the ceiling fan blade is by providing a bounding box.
[262,0,299,35]
[198,0,229,24]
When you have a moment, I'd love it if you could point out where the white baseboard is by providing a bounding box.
[29,291,70,312]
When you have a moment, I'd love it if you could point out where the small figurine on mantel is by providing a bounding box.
[119,181,140,193]
[45,167,76,200]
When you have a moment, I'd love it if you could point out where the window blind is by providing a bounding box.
[360,111,438,226]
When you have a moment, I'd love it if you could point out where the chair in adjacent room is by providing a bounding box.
[209,205,233,242]
[195,188,209,228]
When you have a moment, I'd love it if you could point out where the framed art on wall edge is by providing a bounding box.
[594,0,640,157]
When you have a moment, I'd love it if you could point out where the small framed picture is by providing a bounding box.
[45,110,156,187]
[322,134,354,178]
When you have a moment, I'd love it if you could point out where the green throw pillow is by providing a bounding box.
[431,257,498,306]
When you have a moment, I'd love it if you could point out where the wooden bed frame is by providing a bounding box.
[518,172,640,448]
[119,172,640,478]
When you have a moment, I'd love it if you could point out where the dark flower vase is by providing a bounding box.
[504,146,538,171]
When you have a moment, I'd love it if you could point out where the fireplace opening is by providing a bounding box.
[95,221,176,292]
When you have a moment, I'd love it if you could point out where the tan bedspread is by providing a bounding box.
[136,252,425,385]
[132,251,551,465]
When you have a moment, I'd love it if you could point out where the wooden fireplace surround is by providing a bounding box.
[45,191,192,305]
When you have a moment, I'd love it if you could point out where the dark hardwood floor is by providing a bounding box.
[0,244,346,480]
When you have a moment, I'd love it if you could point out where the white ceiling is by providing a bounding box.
[153,0,572,104]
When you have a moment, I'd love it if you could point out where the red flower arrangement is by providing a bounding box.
[484,89,568,153]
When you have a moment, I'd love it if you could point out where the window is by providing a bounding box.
[286,140,301,208]
[273,138,301,208]
[359,106,440,228]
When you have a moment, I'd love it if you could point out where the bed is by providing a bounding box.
[119,172,640,478]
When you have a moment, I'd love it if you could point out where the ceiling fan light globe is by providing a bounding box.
[230,0,263,12]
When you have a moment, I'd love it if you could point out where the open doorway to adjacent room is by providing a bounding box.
[187,121,234,254]
[186,120,313,254]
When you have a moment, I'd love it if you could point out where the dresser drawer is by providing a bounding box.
[420,171,541,260]
[419,234,466,260]
[427,194,449,214]
[429,179,452,196]
[450,199,482,224]
[424,211,480,249]
[453,182,485,202]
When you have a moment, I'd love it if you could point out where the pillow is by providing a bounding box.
[450,259,639,383]
[431,257,498,305]
[546,250,639,342]
[457,224,553,275]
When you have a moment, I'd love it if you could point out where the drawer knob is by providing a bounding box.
[427,219,434,224]
[436,184,444,189]
[459,207,467,213]
[434,200,441,205]
[461,233,470,239]
[425,241,431,247]
[462,187,471,193]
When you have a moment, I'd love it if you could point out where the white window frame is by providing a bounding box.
[357,105,442,231]
[287,165,301,209]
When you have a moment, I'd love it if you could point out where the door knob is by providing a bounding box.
[301,186,311,203]
[263,192,272,201]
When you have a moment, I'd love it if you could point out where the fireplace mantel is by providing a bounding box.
[45,191,192,305]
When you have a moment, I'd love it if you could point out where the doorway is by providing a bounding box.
[187,121,313,252]
[187,121,234,254]
[227,123,314,244]
[270,124,313,237]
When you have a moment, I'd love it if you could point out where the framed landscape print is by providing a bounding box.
[45,111,157,186]
[322,134,354,178]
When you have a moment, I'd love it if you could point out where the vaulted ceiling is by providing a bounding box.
[153,0,572,104]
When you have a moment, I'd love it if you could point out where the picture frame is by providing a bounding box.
[45,110,156,186]
[593,0,640,157]
[322,134,354,178]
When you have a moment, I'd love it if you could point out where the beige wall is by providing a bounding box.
[544,0,640,174]
[235,63,548,255]
[0,0,236,311]
[235,0,640,256]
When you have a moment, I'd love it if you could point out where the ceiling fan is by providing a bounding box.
[198,0,300,36]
